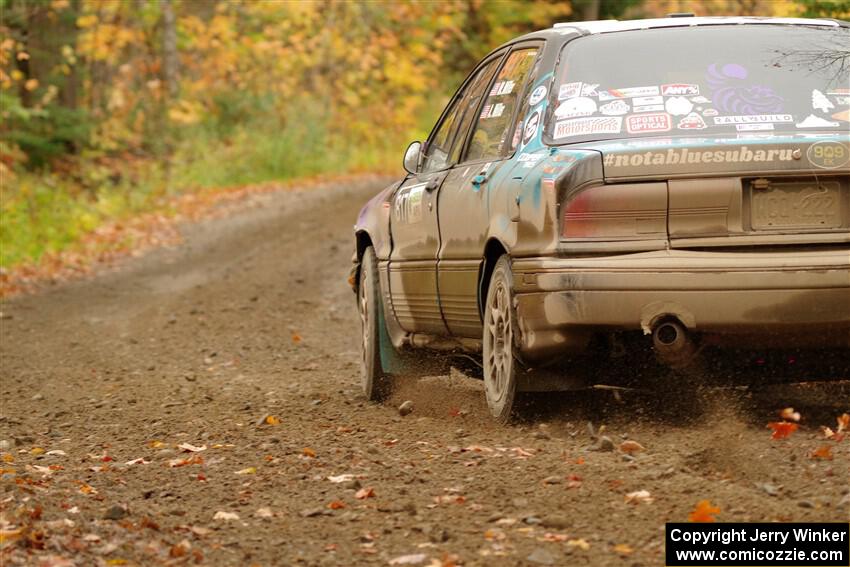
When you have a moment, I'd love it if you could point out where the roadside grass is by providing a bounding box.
[0,120,400,273]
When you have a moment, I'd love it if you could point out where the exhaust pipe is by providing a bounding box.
[652,319,698,369]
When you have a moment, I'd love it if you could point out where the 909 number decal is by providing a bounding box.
[807,140,849,170]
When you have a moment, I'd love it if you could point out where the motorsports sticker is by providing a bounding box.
[554,116,622,138]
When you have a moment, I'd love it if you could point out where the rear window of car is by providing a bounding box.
[547,25,850,143]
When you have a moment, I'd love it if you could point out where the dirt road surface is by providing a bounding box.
[2,177,848,567]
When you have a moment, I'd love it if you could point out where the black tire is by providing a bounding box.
[482,255,521,423]
[358,246,392,401]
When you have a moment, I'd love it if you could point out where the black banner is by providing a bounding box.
[666,523,849,566]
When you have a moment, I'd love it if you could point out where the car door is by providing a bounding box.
[387,57,502,334]
[437,43,544,337]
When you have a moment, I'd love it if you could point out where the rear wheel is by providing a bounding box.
[358,246,392,401]
[483,255,521,423]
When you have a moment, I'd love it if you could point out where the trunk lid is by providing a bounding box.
[567,134,850,248]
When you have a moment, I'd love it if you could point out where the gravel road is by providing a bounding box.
[1,176,848,567]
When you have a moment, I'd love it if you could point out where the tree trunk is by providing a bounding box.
[161,0,178,100]
[579,0,601,21]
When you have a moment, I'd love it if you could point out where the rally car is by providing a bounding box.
[352,16,850,422]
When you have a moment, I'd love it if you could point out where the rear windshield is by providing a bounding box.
[547,25,850,143]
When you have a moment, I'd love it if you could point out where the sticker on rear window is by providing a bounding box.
[796,115,839,128]
[554,97,597,119]
[599,100,629,115]
[714,114,792,124]
[812,89,834,112]
[662,83,700,96]
[558,82,583,100]
[677,112,707,130]
[554,116,622,138]
[597,86,660,101]
[626,113,671,134]
[665,97,694,116]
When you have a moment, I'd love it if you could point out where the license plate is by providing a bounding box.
[751,181,842,230]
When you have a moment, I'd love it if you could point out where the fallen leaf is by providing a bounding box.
[78,482,97,495]
[124,458,149,466]
[302,447,317,458]
[837,413,850,433]
[567,538,590,550]
[328,474,355,483]
[213,511,240,521]
[1,454,13,463]
[624,490,653,504]
[810,446,833,460]
[235,467,256,475]
[619,440,645,454]
[147,440,165,449]
[327,500,346,510]
[46,450,67,456]
[177,443,207,453]
[688,500,720,522]
[576,456,585,465]
[779,407,801,422]
[389,554,428,565]
[614,543,634,555]
[168,455,203,467]
[169,539,191,558]
[355,487,375,499]
[540,532,569,542]
[821,426,836,439]
[291,332,302,344]
[30,447,45,456]
[0,528,23,545]
[255,507,274,518]
[265,415,281,425]
[767,421,798,440]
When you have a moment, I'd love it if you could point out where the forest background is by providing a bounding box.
[1,0,848,277]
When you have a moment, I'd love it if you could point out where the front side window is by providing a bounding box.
[465,47,541,162]
[548,25,850,143]
[421,56,502,173]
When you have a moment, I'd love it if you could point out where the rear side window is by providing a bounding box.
[548,25,850,143]
[465,47,541,162]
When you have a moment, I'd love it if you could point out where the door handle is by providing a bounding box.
[471,174,487,190]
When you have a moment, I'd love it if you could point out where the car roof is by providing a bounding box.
[508,15,846,45]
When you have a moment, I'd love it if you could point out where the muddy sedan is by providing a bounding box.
[352,16,850,422]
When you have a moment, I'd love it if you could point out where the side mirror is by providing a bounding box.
[403,141,422,174]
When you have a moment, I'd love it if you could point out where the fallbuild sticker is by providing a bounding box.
[714,114,792,124]
[554,116,622,138]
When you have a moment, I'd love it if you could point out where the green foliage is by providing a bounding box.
[795,0,850,17]
[1,94,91,169]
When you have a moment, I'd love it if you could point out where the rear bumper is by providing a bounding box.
[511,249,850,359]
